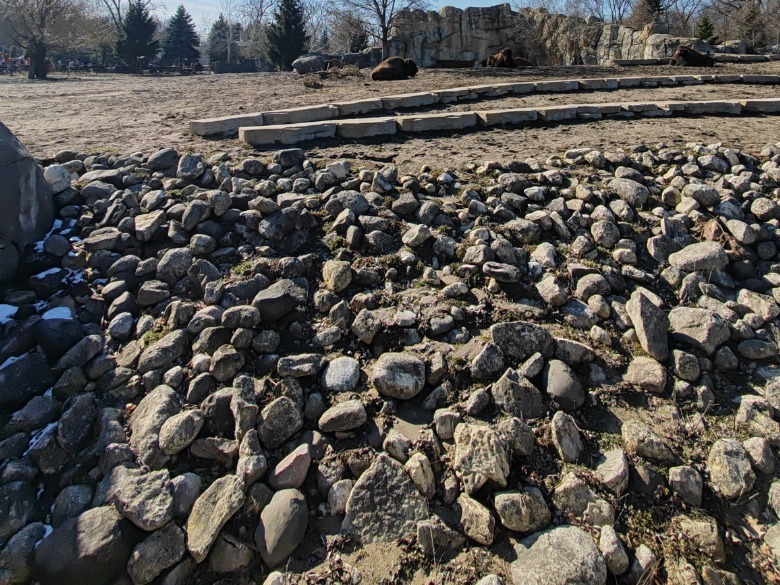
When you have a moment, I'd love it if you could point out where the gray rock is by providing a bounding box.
[416,516,466,556]
[322,260,352,292]
[494,488,551,533]
[344,453,429,543]
[0,522,45,584]
[453,423,510,494]
[321,356,360,392]
[147,147,179,170]
[51,484,93,527]
[0,481,35,542]
[511,525,607,585]
[490,321,554,360]
[170,472,202,518]
[158,410,204,455]
[34,506,138,585]
[186,475,245,563]
[157,248,193,286]
[470,342,505,381]
[622,420,675,463]
[255,488,308,567]
[609,178,648,208]
[682,183,719,207]
[707,438,755,500]
[318,399,367,433]
[492,368,546,419]
[626,291,669,361]
[252,278,308,322]
[455,493,495,545]
[371,352,426,399]
[544,359,584,411]
[104,466,174,531]
[177,154,204,181]
[259,396,303,449]
[551,411,583,463]
[669,465,703,506]
[127,523,185,585]
[277,353,325,378]
[0,351,55,408]
[624,356,667,394]
[598,525,629,575]
[668,241,728,272]
[129,384,179,469]
[668,307,730,354]
[138,330,189,374]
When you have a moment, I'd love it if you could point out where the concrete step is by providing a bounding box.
[239,121,336,146]
[262,105,338,125]
[476,108,538,126]
[336,118,398,138]
[190,113,263,136]
[740,99,780,113]
[396,112,478,132]
[381,92,439,110]
[333,99,383,117]
[534,80,579,92]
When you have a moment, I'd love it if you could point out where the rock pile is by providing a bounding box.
[1,137,780,583]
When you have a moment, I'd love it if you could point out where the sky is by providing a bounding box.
[158,0,514,33]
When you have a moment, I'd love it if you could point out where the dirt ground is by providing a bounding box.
[2,61,780,173]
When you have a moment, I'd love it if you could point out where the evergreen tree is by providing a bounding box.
[319,29,330,52]
[644,0,666,21]
[117,0,159,66]
[163,5,200,65]
[694,14,718,43]
[265,0,309,70]
[207,14,241,65]
[348,18,369,53]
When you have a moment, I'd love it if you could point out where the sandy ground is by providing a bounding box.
[2,61,780,173]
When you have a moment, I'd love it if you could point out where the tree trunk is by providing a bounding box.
[28,43,48,79]
[381,28,388,60]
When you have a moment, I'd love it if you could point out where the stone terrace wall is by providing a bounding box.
[388,5,713,67]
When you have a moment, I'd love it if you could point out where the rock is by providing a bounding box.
[0,122,55,281]
[34,506,138,585]
[453,423,510,494]
[344,453,429,543]
[208,532,253,573]
[0,481,35,542]
[743,436,774,474]
[127,523,185,585]
[668,307,730,355]
[490,321,554,360]
[268,444,312,490]
[511,525,607,585]
[277,353,325,377]
[186,475,245,563]
[676,515,725,564]
[707,438,755,500]
[543,359,584,411]
[404,452,435,499]
[598,525,629,575]
[129,384,179,469]
[0,351,55,409]
[624,356,667,394]
[322,260,352,292]
[455,493,495,545]
[492,368,546,419]
[625,544,656,584]
[158,410,204,455]
[52,485,92,527]
[147,148,179,170]
[259,397,303,449]
[252,279,308,322]
[138,330,189,374]
[255,489,309,567]
[682,183,719,207]
[292,55,325,74]
[318,399,367,433]
[552,472,615,526]
[321,356,360,392]
[177,154,204,181]
[416,517,466,556]
[371,352,426,399]
[470,342,505,381]
[668,241,728,272]
[0,522,45,584]
[327,479,353,515]
[669,465,703,506]
[622,420,675,463]
[494,488,551,533]
[170,473,202,518]
[104,466,174,531]
[609,177,648,208]
[626,291,669,360]
[551,411,583,463]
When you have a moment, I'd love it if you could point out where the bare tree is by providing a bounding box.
[220,0,240,63]
[339,0,431,59]
[665,0,707,35]
[240,0,276,58]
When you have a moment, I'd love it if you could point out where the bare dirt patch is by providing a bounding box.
[2,61,780,173]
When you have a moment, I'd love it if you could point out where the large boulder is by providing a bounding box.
[0,122,55,281]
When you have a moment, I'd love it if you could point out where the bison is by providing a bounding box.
[325,59,345,71]
[669,46,715,67]
[371,57,418,81]
[486,48,515,68]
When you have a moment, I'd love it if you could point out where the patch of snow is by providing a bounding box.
[42,307,72,320]
[0,351,30,370]
[34,300,48,311]
[34,524,54,548]
[0,304,18,324]
[24,421,58,456]
[43,387,53,397]
[33,267,61,280]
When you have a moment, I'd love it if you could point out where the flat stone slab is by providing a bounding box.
[740,99,780,113]
[715,54,768,62]
[262,105,338,125]
[337,118,397,138]
[190,113,263,136]
[537,105,578,121]
[466,84,501,95]
[333,99,383,117]
[240,122,336,146]
[436,87,471,100]
[612,58,664,65]
[396,112,477,132]
[669,75,699,85]
[622,102,662,112]
[578,78,619,90]
[616,77,643,87]
[741,74,779,84]
[381,92,439,110]
[535,80,578,92]
[711,74,742,83]
[662,100,742,114]
[477,108,538,125]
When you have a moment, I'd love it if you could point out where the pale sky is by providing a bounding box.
[157,0,514,33]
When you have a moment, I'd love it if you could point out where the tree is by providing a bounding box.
[340,0,430,59]
[694,12,717,40]
[0,0,79,78]
[330,9,370,53]
[644,0,667,20]
[240,0,277,58]
[207,14,241,64]
[162,4,199,64]
[116,0,159,66]
[265,0,308,70]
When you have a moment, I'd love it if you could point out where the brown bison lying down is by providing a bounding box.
[669,46,715,67]
[371,57,418,81]
[486,48,533,67]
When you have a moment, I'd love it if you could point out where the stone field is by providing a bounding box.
[1,59,780,585]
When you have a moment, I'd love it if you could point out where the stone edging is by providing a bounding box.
[189,73,780,137]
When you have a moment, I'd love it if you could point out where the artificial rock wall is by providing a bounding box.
[387,4,712,67]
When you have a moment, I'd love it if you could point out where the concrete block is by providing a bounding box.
[537,105,578,121]
[661,100,741,115]
[437,87,471,101]
[616,77,644,87]
[467,84,501,95]
[534,80,579,92]
[190,113,264,136]
[239,121,336,146]
[581,103,623,115]
[381,93,439,109]
[476,108,539,126]
[668,75,699,85]
[490,82,535,94]
[333,99,383,117]
[262,105,338,125]
[740,99,780,113]
[336,118,398,138]
[741,74,780,84]
[622,102,661,113]
[396,112,478,132]
[692,74,717,82]
[578,78,619,90]
[711,74,742,83]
